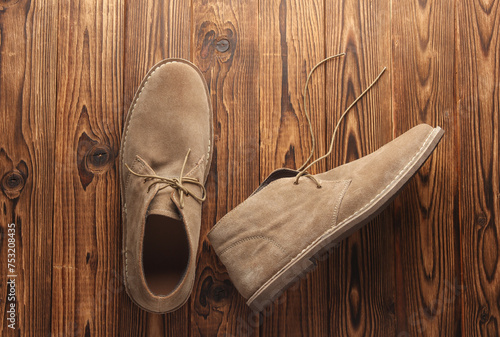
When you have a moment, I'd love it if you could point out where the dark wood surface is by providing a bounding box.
[0,0,498,336]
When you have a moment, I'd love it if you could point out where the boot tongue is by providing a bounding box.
[148,187,181,220]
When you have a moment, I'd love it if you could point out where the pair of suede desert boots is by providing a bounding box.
[120,57,443,313]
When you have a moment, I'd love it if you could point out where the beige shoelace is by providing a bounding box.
[294,52,387,187]
[125,149,206,209]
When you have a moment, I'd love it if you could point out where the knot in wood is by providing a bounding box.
[204,278,232,306]
[1,170,25,199]
[0,0,21,10]
[479,306,490,323]
[86,144,113,173]
[211,285,228,301]
[216,39,230,52]
[477,215,487,227]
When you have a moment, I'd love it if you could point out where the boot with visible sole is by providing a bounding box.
[120,59,213,313]
[208,123,443,311]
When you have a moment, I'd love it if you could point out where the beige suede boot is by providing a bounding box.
[120,59,213,313]
[208,54,443,311]
[209,124,443,311]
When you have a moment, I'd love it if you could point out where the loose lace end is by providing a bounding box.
[295,53,387,187]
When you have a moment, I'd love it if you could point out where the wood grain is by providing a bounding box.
[258,0,330,336]
[123,0,191,109]
[324,0,395,335]
[392,0,458,335]
[191,1,261,336]
[121,0,192,335]
[51,0,123,335]
[0,0,499,335]
[457,0,500,334]
[0,0,57,335]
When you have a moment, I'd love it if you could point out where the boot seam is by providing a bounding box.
[330,179,352,227]
[183,155,205,177]
[124,156,146,195]
[209,177,288,234]
[219,236,287,256]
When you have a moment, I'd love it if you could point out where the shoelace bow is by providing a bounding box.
[125,148,206,209]
[294,52,387,187]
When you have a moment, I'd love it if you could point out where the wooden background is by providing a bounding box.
[0,0,498,335]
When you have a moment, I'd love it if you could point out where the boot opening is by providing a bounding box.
[142,214,189,296]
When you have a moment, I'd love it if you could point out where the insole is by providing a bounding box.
[142,214,189,296]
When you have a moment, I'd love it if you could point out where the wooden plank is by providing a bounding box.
[325,0,394,335]
[120,0,192,335]
[258,0,329,336]
[123,0,191,109]
[457,0,500,334]
[51,0,124,336]
[391,0,458,335]
[0,0,57,335]
[191,0,261,336]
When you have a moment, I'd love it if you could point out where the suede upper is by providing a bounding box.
[120,59,212,313]
[208,124,441,300]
